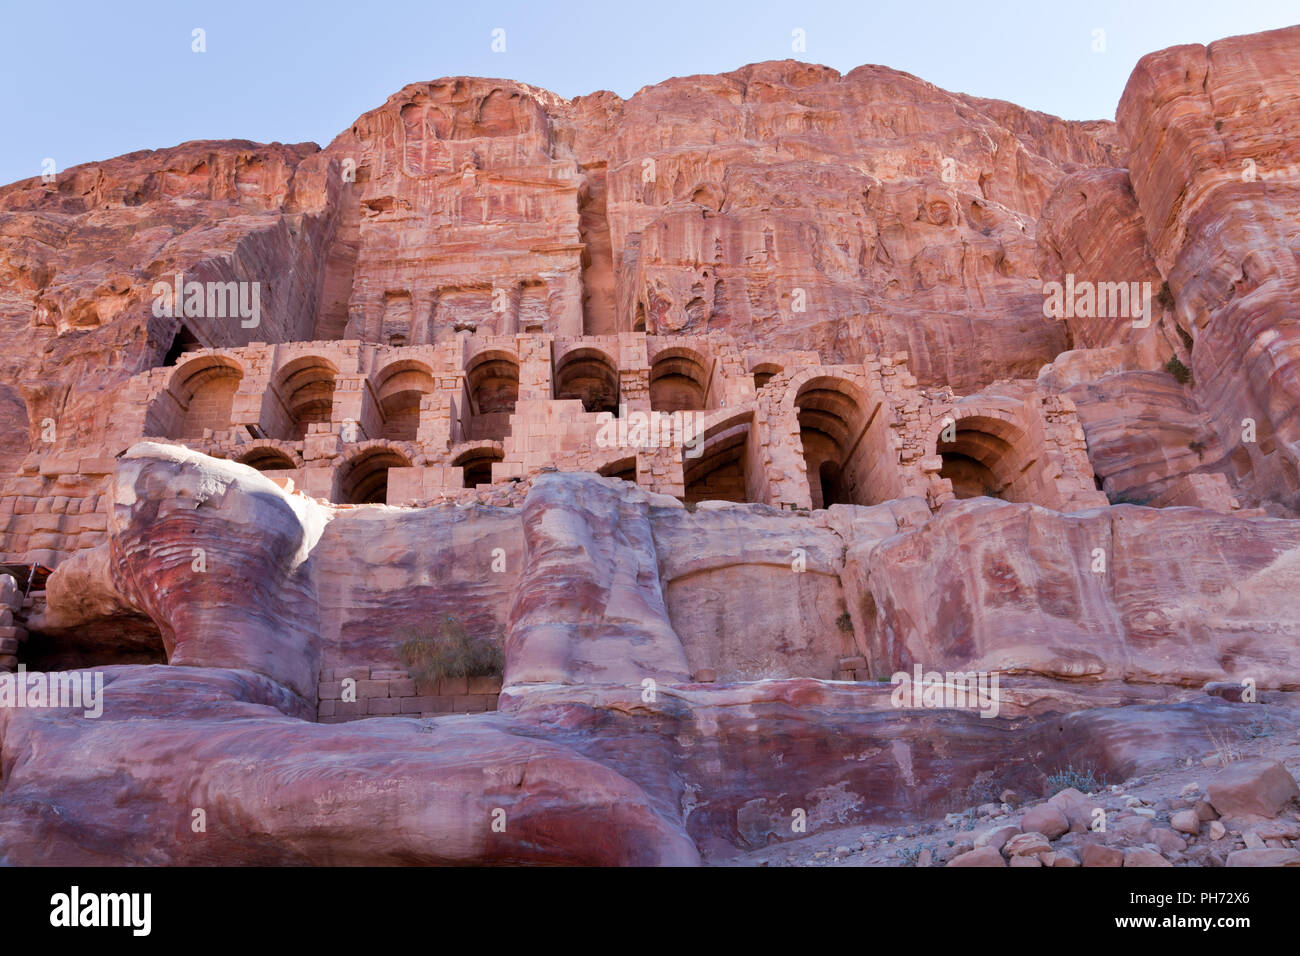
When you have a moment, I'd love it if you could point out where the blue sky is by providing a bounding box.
[0,0,1295,186]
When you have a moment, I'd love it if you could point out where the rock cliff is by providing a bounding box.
[2,25,1299,866]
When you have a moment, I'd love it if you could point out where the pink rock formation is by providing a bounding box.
[1,25,1300,866]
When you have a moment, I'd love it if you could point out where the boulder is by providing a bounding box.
[1170,809,1201,835]
[1207,760,1300,819]
[1225,849,1300,867]
[1150,828,1187,855]
[1123,847,1172,867]
[947,846,1007,867]
[974,825,1021,852]
[1021,805,1070,840]
[1003,832,1053,858]
[1081,844,1124,867]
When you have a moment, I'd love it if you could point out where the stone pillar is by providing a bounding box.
[416,389,456,449]
[618,333,651,414]
[639,445,684,498]
[331,375,377,441]
[516,335,552,402]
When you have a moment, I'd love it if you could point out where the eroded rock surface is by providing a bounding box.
[2,446,1299,865]
[2,25,1300,866]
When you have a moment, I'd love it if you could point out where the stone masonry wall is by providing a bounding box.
[317,665,501,722]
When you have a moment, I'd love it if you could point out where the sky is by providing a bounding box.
[0,0,1296,186]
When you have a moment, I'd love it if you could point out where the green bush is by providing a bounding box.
[1164,356,1192,385]
[398,617,504,686]
[896,844,932,866]
[1045,764,1104,796]
[835,610,854,633]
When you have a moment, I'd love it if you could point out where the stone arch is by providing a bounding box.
[684,411,755,504]
[650,346,709,412]
[167,354,244,439]
[337,442,414,504]
[231,440,302,472]
[751,362,783,390]
[785,369,901,509]
[374,358,436,442]
[275,355,339,441]
[597,455,637,485]
[464,349,519,441]
[930,409,1034,502]
[554,346,620,414]
[452,441,505,488]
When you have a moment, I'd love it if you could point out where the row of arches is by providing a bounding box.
[164,345,722,446]
[222,439,509,501]
[663,376,898,508]
[221,443,452,503]
[668,379,1039,511]
[166,353,1045,509]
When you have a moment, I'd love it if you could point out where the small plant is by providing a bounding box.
[948,809,978,832]
[835,610,853,633]
[1045,764,1104,796]
[896,843,932,866]
[398,617,503,687]
[1207,728,1242,766]
[1175,323,1194,351]
[1188,439,1206,460]
[1156,280,1176,313]
[1165,356,1193,385]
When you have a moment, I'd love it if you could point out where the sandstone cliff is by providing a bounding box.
[1,26,1299,867]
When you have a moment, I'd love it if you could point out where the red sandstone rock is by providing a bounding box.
[946,846,1006,867]
[505,472,690,685]
[1123,847,1172,867]
[1115,25,1300,515]
[1019,805,1069,840]
[850,497,1300,689]
[0,666,698,866]
[0,26,1298,868]
[4,444,1295,864]
[1226,849,1300,866]
[1206,759,1300,820]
